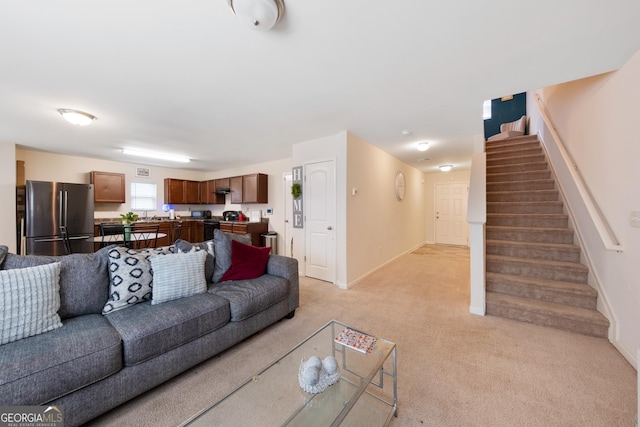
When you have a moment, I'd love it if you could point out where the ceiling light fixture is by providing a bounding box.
[439,165,453,172]
[57,109,97,126]
[122,148,190,163]
[417,142,430,151]
[227,0,284,31]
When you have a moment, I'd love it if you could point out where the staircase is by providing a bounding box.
[484,135,609,338]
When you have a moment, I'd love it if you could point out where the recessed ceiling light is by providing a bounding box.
[417,142,430,151]
[122,148,190,163]
[57,109,97,126]
[439,165,453,172]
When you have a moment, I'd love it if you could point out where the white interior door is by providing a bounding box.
[283,173,294,257]
[305,160,336,283]
[435,182,469,246]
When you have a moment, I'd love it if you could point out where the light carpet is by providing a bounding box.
[87,245,637,427]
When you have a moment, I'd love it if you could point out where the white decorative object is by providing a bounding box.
[298,356,340,394]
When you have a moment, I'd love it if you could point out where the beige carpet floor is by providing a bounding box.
[87,245,637,427]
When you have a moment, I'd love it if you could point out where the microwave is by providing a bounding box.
[191,210,211,219]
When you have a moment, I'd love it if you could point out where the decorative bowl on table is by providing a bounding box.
[298,355,340,394]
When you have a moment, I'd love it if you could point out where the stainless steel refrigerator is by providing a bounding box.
[25,180,95,255]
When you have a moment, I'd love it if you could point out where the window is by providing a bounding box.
[483,100,492,120]
[130,182,157,211]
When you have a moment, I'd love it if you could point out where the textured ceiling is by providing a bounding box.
[1,1,639,172]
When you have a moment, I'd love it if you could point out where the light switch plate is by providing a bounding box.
[630,211,640,228]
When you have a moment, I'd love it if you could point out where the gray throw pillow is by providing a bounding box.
[212,229,251,283]
[0,262,63,345]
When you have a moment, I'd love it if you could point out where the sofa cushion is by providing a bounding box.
[220,240,271,282]
[1,262,63,345]
[105,293,230,366]
[0,314,122,405]
[150,250,207,304]
[212,229,251,283]
[209,274,289,322]
[1,246,114,319]
[175,239,215,283]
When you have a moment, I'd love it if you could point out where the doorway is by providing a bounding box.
[283,173,294,257]
[435,182,469,246]
[305,160,336,283]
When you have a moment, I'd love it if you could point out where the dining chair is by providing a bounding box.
[170,222,183,244]
[99,223,126,248]
[59,225,72,254]
[132,225,160,249]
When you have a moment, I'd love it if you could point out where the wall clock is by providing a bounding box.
[394,171,406,201]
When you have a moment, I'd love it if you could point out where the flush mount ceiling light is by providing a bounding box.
[122,148,190,163]
[57,109,97,126]
[439,165,453,172]
[417,142,430,152]
[227,0,284,31]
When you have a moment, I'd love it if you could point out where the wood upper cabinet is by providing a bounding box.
[185,180,200,204]
[242,173,268,204]
[91,171,125,203]
[164,179,201,204]
[213,178,230,204]
[230,176,243,204]
[164,178,186,204]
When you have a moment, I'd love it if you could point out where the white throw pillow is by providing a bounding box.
[0,262,63,345]
[150,250,207,305]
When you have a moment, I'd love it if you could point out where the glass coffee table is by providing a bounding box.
[181,320,397,427]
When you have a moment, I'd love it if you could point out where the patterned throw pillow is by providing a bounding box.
[0,262,63,345]
[150,250,207,305]
[103,247,155,314]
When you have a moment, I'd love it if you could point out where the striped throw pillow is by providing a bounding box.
[150,250,207,305]
[0,262,63,345]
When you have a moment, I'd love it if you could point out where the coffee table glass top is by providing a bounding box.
[182,320,397,427]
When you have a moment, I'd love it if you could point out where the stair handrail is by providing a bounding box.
[534,94,623,252]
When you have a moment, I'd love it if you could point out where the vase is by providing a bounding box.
[123,225,132,243]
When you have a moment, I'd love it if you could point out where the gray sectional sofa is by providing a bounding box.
[0,229,298,426]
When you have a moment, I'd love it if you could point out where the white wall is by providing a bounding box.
[538,49,640,367]
[0,142,17,252]
[346,133,426,284]
[424,169,471,244]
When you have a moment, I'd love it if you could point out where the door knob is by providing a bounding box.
[327,226,333,230]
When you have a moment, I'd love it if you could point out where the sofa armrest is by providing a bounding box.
[266,255,299,314]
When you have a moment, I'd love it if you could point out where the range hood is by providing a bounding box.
[214,187,231,194]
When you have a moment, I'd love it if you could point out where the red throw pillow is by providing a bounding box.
[220,240,271,282]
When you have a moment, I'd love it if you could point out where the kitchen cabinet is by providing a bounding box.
[193,221,205,242]
[230,176,243,204]
[164,179,201,204]
[91,171,125,203]
[185,180,200,204]
[164,178,186,204]
[242,173,268,203]
[220,221,268,246]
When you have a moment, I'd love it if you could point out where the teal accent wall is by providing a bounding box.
[484,92,527,140]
